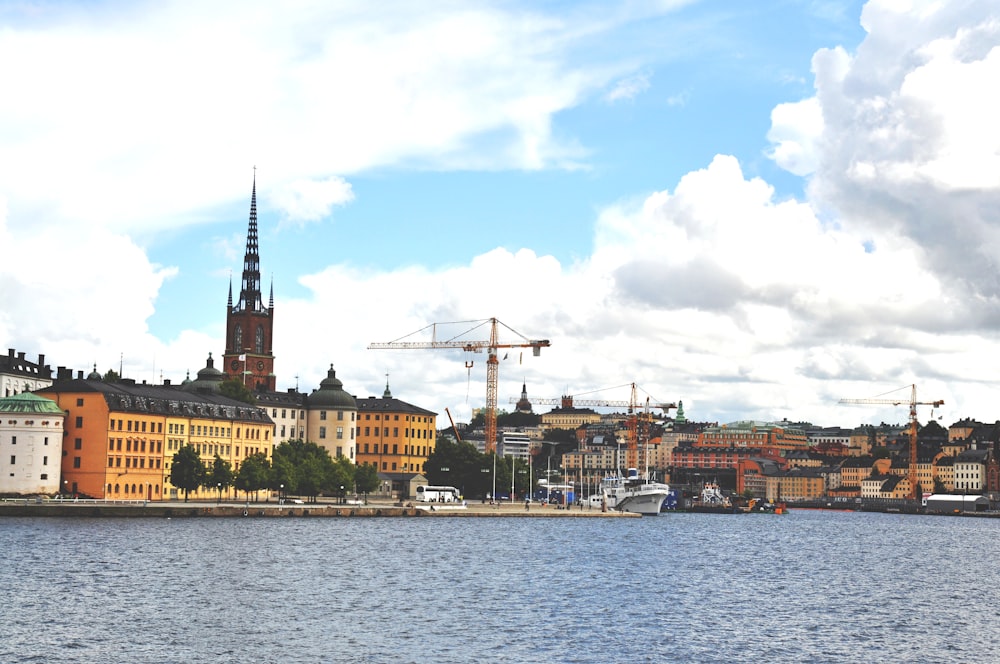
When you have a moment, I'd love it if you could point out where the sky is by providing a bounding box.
[2,0,999,429]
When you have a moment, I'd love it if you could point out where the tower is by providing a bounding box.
[222,176,276,391]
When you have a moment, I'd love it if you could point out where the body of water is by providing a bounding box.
[1,510,996,663]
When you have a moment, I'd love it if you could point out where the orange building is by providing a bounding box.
[37,370,273,501]
[355,383,436,474]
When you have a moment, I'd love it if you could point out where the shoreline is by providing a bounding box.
[0,499,640,519]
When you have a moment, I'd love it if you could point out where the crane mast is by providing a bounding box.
[840,384,944,501]
[370,317,550,454]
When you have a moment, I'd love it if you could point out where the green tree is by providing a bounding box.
[170,445,205,502]
[205,454,234,502]
[236,452,270,502]
[220,378,257,404]
[331,456,356,502]
[355,463,380,502]
[425,438,491,499]
[102,369,120,383]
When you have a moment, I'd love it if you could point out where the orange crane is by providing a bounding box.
[513,383,676,469]
[840,384,944,501]
[369,318,550,454]
[445,407,462,444]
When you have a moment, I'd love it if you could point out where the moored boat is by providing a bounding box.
[587,468,670,516]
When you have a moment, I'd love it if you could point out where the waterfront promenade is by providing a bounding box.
[0,497,638,519]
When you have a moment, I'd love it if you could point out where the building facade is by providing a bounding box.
[355,383,436,474]
[37,370,274,501]
[0,392,65,495]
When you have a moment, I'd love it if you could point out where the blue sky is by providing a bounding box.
[3,0,999,427]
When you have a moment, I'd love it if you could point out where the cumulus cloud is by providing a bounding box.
[770,0,1000,303]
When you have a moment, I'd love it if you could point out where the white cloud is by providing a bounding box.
[605,72,651,102]
[766,97,823,176]
[271,177,355,228]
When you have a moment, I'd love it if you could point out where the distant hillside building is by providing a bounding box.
[0,392,65,495]
[1,349,52,397]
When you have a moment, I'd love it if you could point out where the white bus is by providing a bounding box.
[415,485,461,503]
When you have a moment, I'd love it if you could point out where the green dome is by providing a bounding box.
[182,353,225,393]
[0,392,64,414]
[308,366,356,409]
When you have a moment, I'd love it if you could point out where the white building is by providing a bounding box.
[0,392,65,495]
[499,430,532,461]
[1,349,52,397]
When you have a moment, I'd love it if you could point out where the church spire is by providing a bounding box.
[227,274,233,308]
[235,172,263,313]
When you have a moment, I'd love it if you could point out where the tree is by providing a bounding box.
[102,369,120,383]
[170,445,205,502]
[236,452,270,502]
[205,454,234,502]
[355,463,380,502]
[220,378,256,404]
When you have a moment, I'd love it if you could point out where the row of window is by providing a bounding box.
[109,419,165,434]
[360,413,432,423]
[317,426,352,440]
[106,482,161,496]
[107,438,163,454]
[9,455,50,465]
[359,427,432,438]
[360,443,432,456]
[107,456,162,469]
[2,436,51,445]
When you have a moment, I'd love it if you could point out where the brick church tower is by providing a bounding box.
[222,176,276,390]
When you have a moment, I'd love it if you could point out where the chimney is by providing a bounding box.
[7,348,13,359]
[38,354,45,367]
[18,351,25,361]
[77,370,84,379]
[163,379,172,386]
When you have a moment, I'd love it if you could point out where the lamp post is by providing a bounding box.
[340,484,345,505]
[217,482,221,504]
[280,483,284,505]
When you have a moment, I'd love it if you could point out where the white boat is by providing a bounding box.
[587,468,670,516]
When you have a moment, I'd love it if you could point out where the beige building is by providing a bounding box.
[305,366,357,461]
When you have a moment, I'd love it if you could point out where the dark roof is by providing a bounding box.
[356,395,436,417]
[0,349,51,380]
[36,379,272,424]
[307,366,356,409]
[956,449,989,462]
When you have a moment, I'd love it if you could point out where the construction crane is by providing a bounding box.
[512,384,676,469]
[369,318,550,454]
[840,384,944,501]
[445,407,463,444]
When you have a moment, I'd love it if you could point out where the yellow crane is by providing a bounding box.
[369,318,550,454]
[839,384,944,500]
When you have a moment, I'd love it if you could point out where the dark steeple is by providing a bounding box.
[235,175,263,313]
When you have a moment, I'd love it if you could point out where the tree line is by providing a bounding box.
[168,439,380,503]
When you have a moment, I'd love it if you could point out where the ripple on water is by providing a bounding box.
[1,512,1000,662]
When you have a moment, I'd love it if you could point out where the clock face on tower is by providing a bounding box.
[257,361,265,371]
[230,360,240,371]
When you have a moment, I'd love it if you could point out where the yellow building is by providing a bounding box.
[355,383,436,474]
[541,404,601,431]
[38,362,274,501]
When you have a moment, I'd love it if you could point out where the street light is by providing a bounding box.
[280,483,284,505]
[340,484,345,505]
[217,482,221,504]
